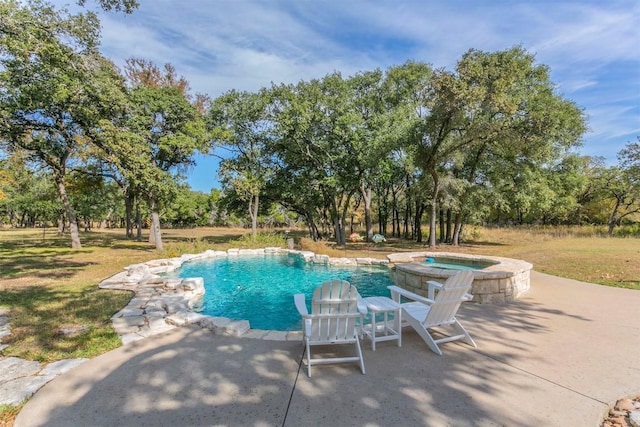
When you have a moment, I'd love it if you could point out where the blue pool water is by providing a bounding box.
[424,261,480,271]
[166,254,393,331]
[424,258,488,271]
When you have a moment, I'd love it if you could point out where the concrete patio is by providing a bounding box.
[15,271,640,426]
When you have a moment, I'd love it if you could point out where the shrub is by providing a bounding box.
[161,238,216,258]
[298,237,346,257]
[230,231,287,248]
[613,223,640,238]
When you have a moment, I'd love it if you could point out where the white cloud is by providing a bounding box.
[529,3,639,65]
[45,0,640,174]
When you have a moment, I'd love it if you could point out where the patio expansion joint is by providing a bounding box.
[281,347,306,427]
[473,348,609,407]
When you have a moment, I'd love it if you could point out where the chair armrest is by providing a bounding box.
[357,294,368,314]
[388,285,434,305]
[294,293,309,316]
[426,280,443,300]
[426,280,443,290]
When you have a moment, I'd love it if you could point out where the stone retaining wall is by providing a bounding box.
[387,252,532,303]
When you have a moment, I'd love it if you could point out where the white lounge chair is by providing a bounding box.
[294,279,367,377]
[388,270,477,355]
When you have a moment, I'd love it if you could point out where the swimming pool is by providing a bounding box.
[165,254,393,331]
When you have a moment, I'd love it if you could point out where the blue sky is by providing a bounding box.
[58,0,639,192]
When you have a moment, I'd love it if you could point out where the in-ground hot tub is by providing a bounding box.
[387,252,533,303]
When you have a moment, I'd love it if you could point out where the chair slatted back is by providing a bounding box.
[309,279,360,342]
[423,271,473,328]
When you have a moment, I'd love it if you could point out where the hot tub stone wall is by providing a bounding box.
[388,252,532,303]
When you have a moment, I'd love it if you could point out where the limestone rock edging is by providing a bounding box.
[99,247,389,344]
[0,357,88,405]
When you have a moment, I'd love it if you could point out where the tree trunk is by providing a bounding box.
[391,190,399,237]
[414,202,424,243]
[305,213,320,241]
[428,170,439,248]
[55,175,82,249]
[340,200,351,245]
[148,198,163,250]
[361,183,373,241]
[57,215,64,235]
[607,199,621,236]
[334,216,345,245]
[125,189,134,238]
[376,186,389,236]
[330,200,348,246]
[249,193,259,241]
[335,202,349,246]
[404,174,411,239]
[135,199,143,241]
[452,211,463,245]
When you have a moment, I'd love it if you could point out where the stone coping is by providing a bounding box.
[98,248,389,344]
[388,251,532,279]
[0,357,89,406]
[387,251,533,303]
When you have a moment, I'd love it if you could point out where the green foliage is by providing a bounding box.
[163,185,212,227]
[229,231,287,248]
[77,0,139,13]
[160,237,216,258]
[0,154,62,226]
[463,225,483,241]
[613,223,640,238]
[269,71,393,244]
[97,61,210,249]
[412,46,586,245]
[126,86,207,196]
[68,171,122,227]
[298,237,346,257]
[0,10,632,244]
[209,89,278,239]
[0,0,127,248]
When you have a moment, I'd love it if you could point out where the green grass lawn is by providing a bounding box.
[462,227,640,289]
[0,225,638,424]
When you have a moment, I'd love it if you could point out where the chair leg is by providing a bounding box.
[415,327,443,356]
[404,316,443,355]
[354,336,365,374]
[305,338,312,377]
[452,318,477,348]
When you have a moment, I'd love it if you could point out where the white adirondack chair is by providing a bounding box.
[388,270,476,355]
[294,279,367,377]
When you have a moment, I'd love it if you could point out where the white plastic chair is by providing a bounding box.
[388,270,476,355]
[294,279,367,377]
